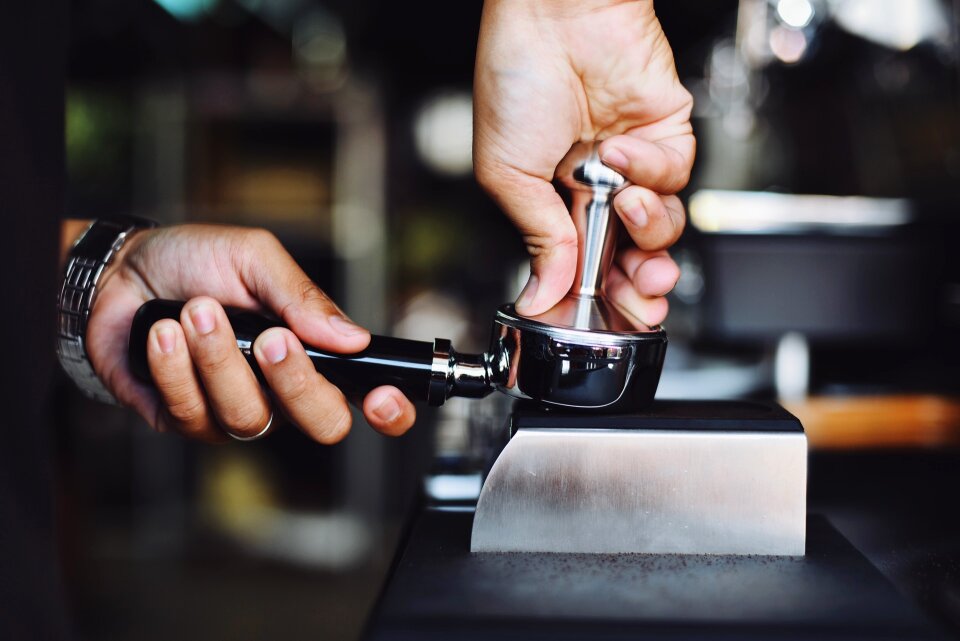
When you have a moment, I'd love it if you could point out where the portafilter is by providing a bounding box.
[129,142,667,412]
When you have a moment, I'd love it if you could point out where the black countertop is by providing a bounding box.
[366,507,946,641]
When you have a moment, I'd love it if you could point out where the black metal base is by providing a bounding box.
[365,508,945,641]
[509,398,805,433]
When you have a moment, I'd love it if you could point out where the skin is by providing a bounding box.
[70,0,693,443]
[80,223,417,443]
[474,0,695,324]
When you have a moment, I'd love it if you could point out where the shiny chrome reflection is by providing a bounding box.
[555,141,627,298]
[487,305,666,411]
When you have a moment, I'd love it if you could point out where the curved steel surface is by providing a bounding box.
[486,304,666,411]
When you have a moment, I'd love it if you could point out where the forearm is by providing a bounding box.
[482,0,650,20]
[60,219,92,268]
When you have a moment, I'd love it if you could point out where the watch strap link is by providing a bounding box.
[57,217,156,404]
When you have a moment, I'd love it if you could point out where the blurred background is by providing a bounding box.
[58,0,960,639]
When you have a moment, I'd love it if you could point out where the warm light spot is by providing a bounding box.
[769,25,808,64]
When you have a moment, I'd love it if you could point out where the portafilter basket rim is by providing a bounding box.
[495,303,666,347]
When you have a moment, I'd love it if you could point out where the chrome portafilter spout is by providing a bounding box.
[128,142,666,412]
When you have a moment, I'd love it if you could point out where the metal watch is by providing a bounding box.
[57,217,157,404]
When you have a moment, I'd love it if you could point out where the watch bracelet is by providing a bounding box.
[56,218,157,405]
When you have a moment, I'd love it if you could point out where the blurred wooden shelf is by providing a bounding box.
[783,395,960,450]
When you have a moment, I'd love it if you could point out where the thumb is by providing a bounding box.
[477,166,577,316]
[242,231,371,353]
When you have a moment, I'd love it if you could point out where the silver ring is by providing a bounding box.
[228,411,274,442]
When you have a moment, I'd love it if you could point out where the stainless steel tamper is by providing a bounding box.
[129,142,667,412]
[468,146,804,557]
[487,141,667,411]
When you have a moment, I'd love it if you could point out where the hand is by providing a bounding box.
[474,0,694,324]
[85,224,416,443]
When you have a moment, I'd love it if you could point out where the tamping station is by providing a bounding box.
[469,143,807,556]
[129,145,947,640]
[130,141,806,556]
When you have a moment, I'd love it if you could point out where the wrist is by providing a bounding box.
[95,224,153,301]
[60,219,92,268]
[57,217,159,404]
[485,0,649,18]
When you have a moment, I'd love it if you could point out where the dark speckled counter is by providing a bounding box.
[365,508,945,641]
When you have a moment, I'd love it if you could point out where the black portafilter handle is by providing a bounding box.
[128,299,492,406]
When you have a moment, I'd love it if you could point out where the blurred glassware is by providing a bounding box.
[827,0,952,52]
[293,8,349,92]
[393,290,472,347]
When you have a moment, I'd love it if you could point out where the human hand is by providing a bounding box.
[473,0,694,324]
[85,224,416,443]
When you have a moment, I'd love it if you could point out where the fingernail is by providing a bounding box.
[373,395,402,423]
[189,304,216,335]
[601,147,629,170]
[329,315,366,337]
[622,198,648,227]
[260,331,288,364]
[515,274,539,313]
[155,326,176,354]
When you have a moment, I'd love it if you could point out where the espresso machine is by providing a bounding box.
[129,144,942,640]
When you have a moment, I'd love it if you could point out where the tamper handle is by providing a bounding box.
[554,142,629,298]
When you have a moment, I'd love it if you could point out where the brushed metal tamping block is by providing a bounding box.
[471,401,808,556]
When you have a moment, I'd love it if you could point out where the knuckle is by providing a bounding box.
[666,151,693,193]
[655,164,677,192]
[669,171,691,194]
[167,397,207,425]
[193,346,234,376]
[277,281,336,323]
[315,403,352,444]
[298,279,331,307]
[618,244,642,265]
[278,368,313,406]
[606,276,632,302]
[524,227,577,259]
[247,227,280,250]
[221,402,270,435]
[666,259,682,285]
[553,226,578,250]
[236,228,282,271]
[672,208,687,237]
[160,374,197,400]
